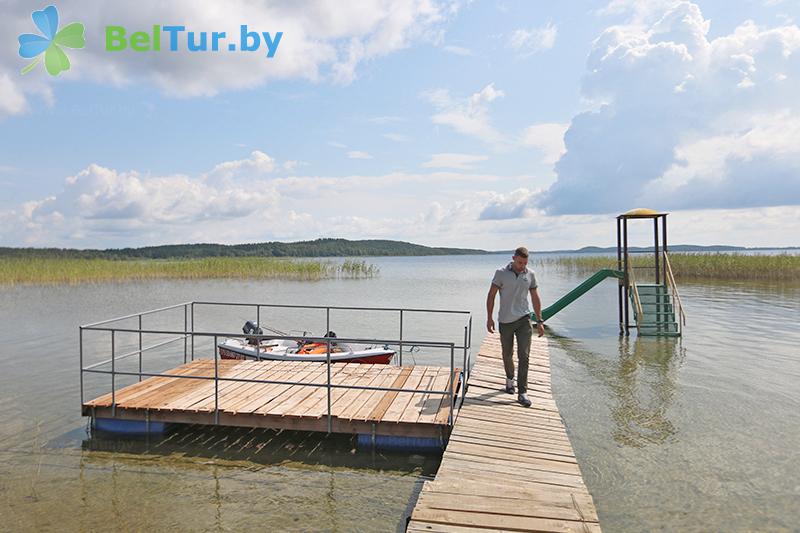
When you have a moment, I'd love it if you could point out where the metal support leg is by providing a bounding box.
[326,307,332,434]
[111,330,116,417]
[399,310,404,366]
[214,335,219,425]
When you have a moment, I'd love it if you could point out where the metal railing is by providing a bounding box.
[625,254,644,334]
[79,301,472,433]
[663,252,686,334]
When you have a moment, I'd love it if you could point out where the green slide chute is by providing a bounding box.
[535,269,624,322]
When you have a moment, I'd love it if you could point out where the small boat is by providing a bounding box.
[217,322,395,364]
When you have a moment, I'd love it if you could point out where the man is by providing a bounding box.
[486,246,545,407]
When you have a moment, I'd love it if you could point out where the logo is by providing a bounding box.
[104,26,283,57]
[18,5,85,76]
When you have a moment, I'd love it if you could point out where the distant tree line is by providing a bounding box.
[0,238,488,260]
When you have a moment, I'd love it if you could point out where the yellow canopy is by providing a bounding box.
[619,207,666,218]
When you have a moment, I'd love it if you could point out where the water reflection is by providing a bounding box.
[550,332,686,448]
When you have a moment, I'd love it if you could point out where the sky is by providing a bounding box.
[1,0,799,251]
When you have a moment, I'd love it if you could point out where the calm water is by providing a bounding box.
[1,254,799,531]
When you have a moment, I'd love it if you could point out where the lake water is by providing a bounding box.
[1,254,798,531]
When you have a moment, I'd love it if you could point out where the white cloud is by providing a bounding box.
[347,150,373,159]
[478,188,542,220]
[520,123,569,165]
[0,73,28,117]
[207,150,276,182]
[539,2,800,215]
[507,22,558,56]
[0,0,453,116]
[0,152,529,247]
[423,83,506,146]
[3,152,799,249]
[421,152,488,170]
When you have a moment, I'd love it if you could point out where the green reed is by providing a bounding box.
[0,256,380,285]
[533,253,800,281]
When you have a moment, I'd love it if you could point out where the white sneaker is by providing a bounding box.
[517,393,531,408]
[505,378,515,394]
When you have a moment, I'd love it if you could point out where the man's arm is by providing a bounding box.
[530,287,545,337]
[486,284,499,333]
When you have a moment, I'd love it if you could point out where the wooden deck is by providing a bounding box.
[83,359,460,438]
[407,333,602,532]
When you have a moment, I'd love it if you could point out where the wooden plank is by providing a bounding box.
[197,361,287,412]
[183,361,285,412]
[416,369,454,424]
[416,491,593,523]
[399,367,438,423]
[221,362,311,413]
[153,360,256,411]
[408,333,602,532]
[339,366,403,420]
[222,363,321,414]
[366,366,413,421]
[433,369,461,425]
[381,366,429,422]
[418,480,598,522]
[115,361,220,408]
[434,458,586,490]
[260,363,349,416]
[86,360,211,407]
[234,362,327,413]
[296,363,378,417]
[410,506,597,533]
[447,431,575,457]
[325,364,385,417]
[442,446,581,475]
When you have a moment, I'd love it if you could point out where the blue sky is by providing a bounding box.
[1,0,799,250]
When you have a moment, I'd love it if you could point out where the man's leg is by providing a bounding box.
[515,317,533,395]
[498,321,516,390]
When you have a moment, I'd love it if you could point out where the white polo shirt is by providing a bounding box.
[491,262,537,324]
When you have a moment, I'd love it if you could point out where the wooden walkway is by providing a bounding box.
[407,333,602,532]
[83,359,460,438]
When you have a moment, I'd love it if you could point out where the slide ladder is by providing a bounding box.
[631,284,681,337]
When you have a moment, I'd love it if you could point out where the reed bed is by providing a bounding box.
[534,253,800,281]
[0,257,380,285]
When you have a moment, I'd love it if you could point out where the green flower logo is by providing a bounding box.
[18,5,85,76]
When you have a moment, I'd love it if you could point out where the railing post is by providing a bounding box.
[138,314,143,382]
[468,315,473,383]
[399,309,404,366]
[462,325,468,392]
[111,330,116,418]
[190,302,195,361]
[449,343,455,425]
[183,305,188,364]
[79,326,84,407]
[326,307,332,434]
[214,334,219,425]
[256,304,260,329]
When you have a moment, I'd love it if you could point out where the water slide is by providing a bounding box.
[536,269,624,322]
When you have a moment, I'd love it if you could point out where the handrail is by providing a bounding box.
[663,252,686,333]
[625,254,644,333]
[82,301,193,328]
[79,300,471,432]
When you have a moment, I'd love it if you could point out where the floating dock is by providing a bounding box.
[83,360,460,439]
[407,333,602,532]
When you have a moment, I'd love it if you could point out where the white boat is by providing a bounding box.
[217,322,395,364]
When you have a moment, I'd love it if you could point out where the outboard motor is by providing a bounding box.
[243,320,263,345]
